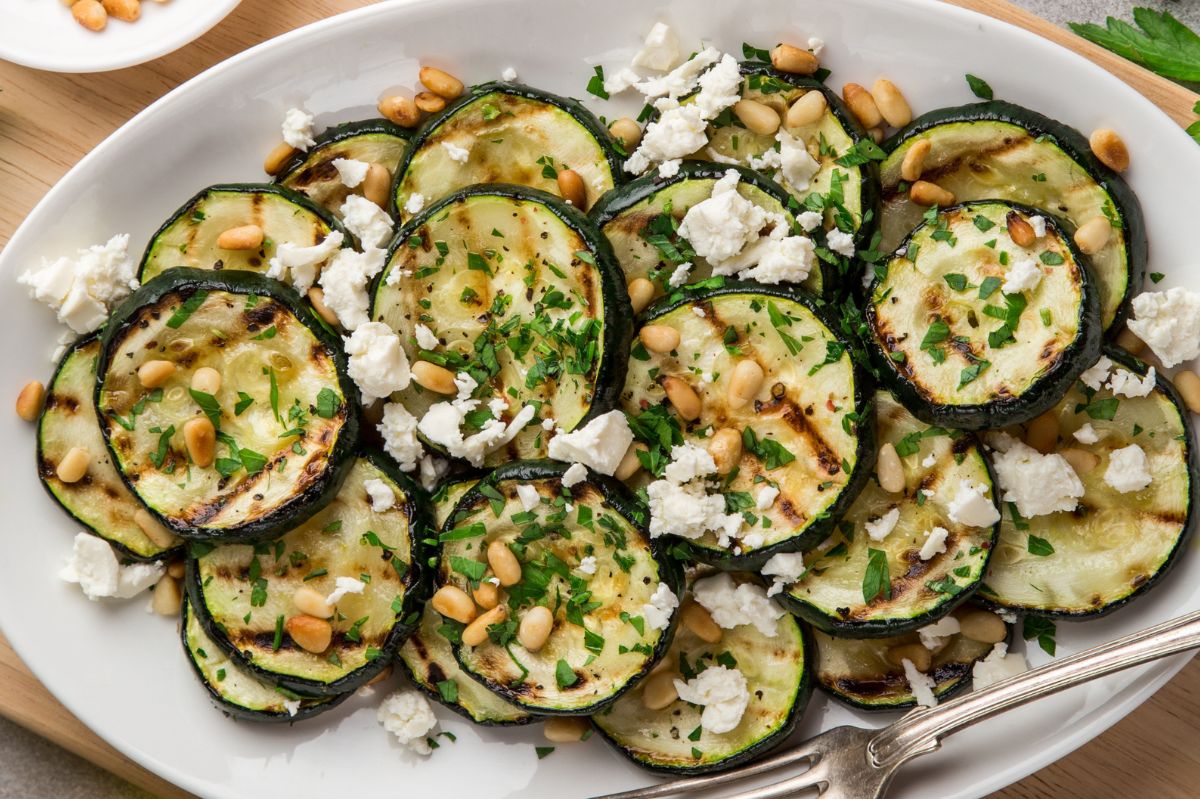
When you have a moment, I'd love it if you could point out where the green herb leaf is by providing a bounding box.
[189,389,222,429]
[862,548,891,603]
[1023,616,1057,656]
[1069,9,1200,83]
[965,73,994,100]
[166,291,208,328]
[943,273,969,291]
[1027,535,1055,556]
[555,659,578,689]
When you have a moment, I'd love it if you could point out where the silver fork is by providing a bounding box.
[592,608,1200,799]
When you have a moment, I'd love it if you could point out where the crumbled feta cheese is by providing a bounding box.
[755,485,780,511]
[51,330,77,363]
[736,235,815,284]
[377,689,438,754]
[1073,423,1100,444]
[326,576,366,605]
[378,402,422,471]
[340,194,394,250]
[516,484,540,511]
[647,479,741,544]
[918,526,949,560]
[282,698,301,717]
[865,507,901,541]
[918,615,961,650]
[1107,366,1155,398]
[578,556,597,575]
[266,230,345,295]
[692,572,783,637]
[1105,443,1153,493]
[664,441,717,484]
[344,322,410,404]
[657,159,682,179]
[501,66,519,81]
[692,306,706,318]
[668,262,693,287]
[991,440,1085,517]
[603,67,642,95]
[673,666,749,734]
[807,37,825,56]
[692,54,742,120]
[1028,215,1047,238]
[281,107,316,150]
[1079,355,1113,390]
[418,453,448,491]
[404,193,426,215]
[454,371,478,401]
[542,417,556,431]
[922,453,937,468]
[946,480,1000,528]
[902,659,938,707]
[631,22,680,72]
[561,462,588,487]
[625,103,709,175]
[546,410,635,475]
[825,228,856,258]
[1002,257,1042,294]
[761,552,805,597]
[642,582,678,630]
[18,234,139,334]
[635,48,719,99]
[60,533,163,601]
[1127,288,1200,367]
[797,210,823,232]
[778,130,821,192]
[363,478,395,512]
[318,246,386,330]
[332,157,369,188]
[678,170,770,264]
[442,141,471,163]
[413,324,440,351]
[972,642,1028,689]
[419,399,535,467]
[746,147,782,173]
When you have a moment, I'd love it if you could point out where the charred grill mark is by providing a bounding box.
[886,134,1033,199]
[251,191,265,230]
[243,301,279,330]
[426,661,447,685]
[293,159,340,189]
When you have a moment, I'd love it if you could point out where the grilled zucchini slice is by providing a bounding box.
[277,119,411,218]
[881,101,1146,330]
[866,200,1101,430]
[621,281,874,567]
[588,161,826,299]
[392,82,621,219]
[139,184,348,282]
[37,336,180,560]
[779,391,998,637]
[187,452,429,696]
[982,348,1197,617]
[97,269,358,542]
[441,461,678,715]
[592,572,811,774]
[371,185,631,465]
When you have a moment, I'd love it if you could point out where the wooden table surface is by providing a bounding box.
[1,1,1198,797]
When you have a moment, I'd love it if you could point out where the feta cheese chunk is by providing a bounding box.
[318,246,387,330]
[1105,443,1153,493]
[918,615,961,651]
[418,399,535,467]
[971,642,1028,689]
[797,210,823,232]
[624,103,709,176]
[663,441,717,484]
[266,230,345,295]
[736,235,815,285]
[1001,257,1042,294]
[546,410,635,475]
[825,228,856,259]
[603,67,643,95]
[501,66,519,81]
[631,22,680,71]
[865,507,901,541]
[363,478,395,512]
[692,572,783,637]
[777,130,821,192]
[991,440,1085,517]
[578,556,598,575]
[332,157,369,188]
[377,689,438,754]
[326,576,366,605]
[646,479,742,544]
[1078,355,1113,390]
[442,141,471,163]
[60,532,163,601]
[673,666,749,734]
[18,234,139,334]
[1127,288,1200,367]
[516,484,540,511]
[668,262,693,287]
[902,658,938,707]
[1073,423,1100,444]
[404,192,426,215]
[344,322,411,404]
[281,107,316,150]
[692,54,742,120]
[635,47,719,99]
[282,698,301,717]
[1028,215,1047,238]
[378,402,423,471]
[761,552,805,597]
[339,194,394,250]
[946,480,1000,528]
[642,582,678,631]
[561,462,588,487]
[1107,366,1155,398]
[678,170,770,264]
[755,485,780,511]
[918,526,949,561]
[414,324,440,351]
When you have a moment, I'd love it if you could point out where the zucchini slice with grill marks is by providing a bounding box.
[813,603,1008,710]
[38,336,181,560]
[981,348,1197,617]
[97,269,358,542]
[139,184,349,282]
[187,452,429,696]
[880,101,1146,330]
[588,161,827,299]
[866,200,1101,430]
[779,391,998,637]
[183,599,346,722]
[592,571,811,774]
[398,476,532,725]
[371,185,631,465]
[277,119,411,218]
[621,280,874,568]
[392,81,622,220]
[441,460,679,715]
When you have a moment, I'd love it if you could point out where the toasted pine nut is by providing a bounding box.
[543,716,590,742]
[770,44,820,75]
[462,605,507,646]
[885,643,932,673]
[414,92,446,114]
[151,576,182,616]
[641,669,680,710]
[876,442,905,493]
[842,83,883,129]
[134,508,179,549]
[473,580,501,610]
[727,360,765,409]
[958,610,1007,644]
[286,615,333,653]
[57,447,90,483]
[681,601,722,643]
[293,585,334,619]
[609,117,643,149]
[362,163,392,208]
[378,95,421,128]
[909,180,955,207]
[640,324,680,353]
[871,78,912,128]
[615,442,647,481]
[102,0,140,22]
[419,66,464,99]
[785,90,827,128]
[1006,211,1037,248]
[191,366,222,396]
[1174,370,1200,414]
[167,561,186,580]
[627,278,655,314]
[217,224,265,251]
[183,417,215,467]
[264,141,298,176]
[1090,128,1129,172]
[900,139,932,182]
[138,360,176,389]
[733,99,781,136]
[1025,410,1058,454]
[411,361,458,394]
[662,376,701,421]
[305,287,340,327]
[708,428,743,475]
[518,605,554,651]
[72,0,107,31]
[1073,217,1112,255]
[557,169,587,210]
[1060,447,1100,475]
[487,540,522,586]
[431,585,477,624]
[1114,326,1145,356]
[15,381,44,422]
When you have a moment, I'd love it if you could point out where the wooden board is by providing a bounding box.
[0,1,1196,798]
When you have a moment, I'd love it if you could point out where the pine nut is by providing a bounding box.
[639,324,680,353]
[184,417,215,467]
[681,601,722,643]
[362,164,392,208]
[419,66,464,100]
[473,580,501,610]
[217,224,265,251]
[378,95,421,128]
[662,376,701,421]
[1114,326,1145,356]
[151,576,182,617]
[728,360,765,409]
[487,540,523,586]
[138,360,176,389]
[306,287,340,327]
[885,643,932,673]
[1025,410,1058,454]
[431,585,477,624]
[462,605,507,646]
[57,447,90,483]
[627,278,655,314]
[167,561,186,580]
[15,381,44,422]
[72,0,107,31]
[842,83,883,129]
[733,99,781,136]
[518,605,554,651]
[286,615,333,653]
[102,0,140,22]
[615,442,646,481]
[876,442,905,493]
[708,428,743,475]
[871,78,912,128]
[1006,211,1037,248]
[641,669,680,710]
[1073,217,1112,255]
[785,90,827,128]
[1090,128,1129,172]
[909,180,955,207]
[414,92,446,114]
[557,169,587,210]
[411,361,458,394]
[900,139,932,182]
[770,44,820,75]
[263,141,297,176]
[191,366,222,396]
[544,716,590,742]
[293,585,334,619]
[1174,370,1200,414]
[609,117,643,149]
[1060,447,1100,475]
[958,610,1007,644]
[134,508,178,549]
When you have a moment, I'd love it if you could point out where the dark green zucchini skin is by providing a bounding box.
[275,118,411,184]
[96,268,361,543]
[882,100,1147,331]
[866,200,1103,431]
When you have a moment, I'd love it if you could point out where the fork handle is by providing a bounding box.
[869,608,1200,767]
